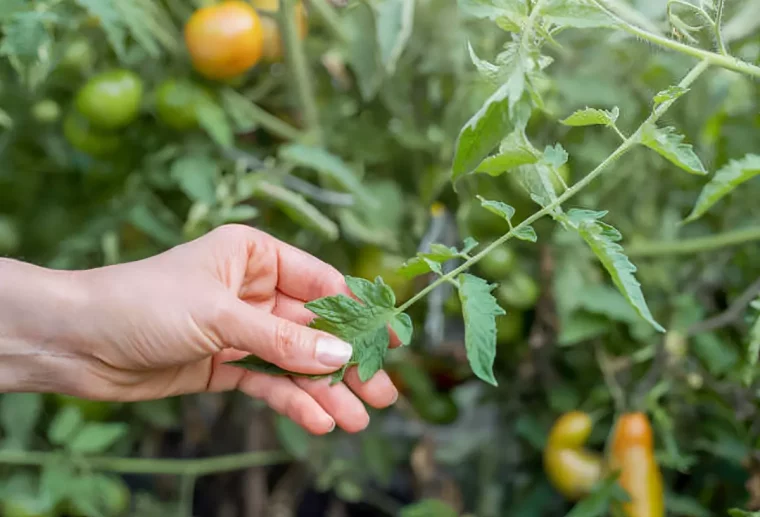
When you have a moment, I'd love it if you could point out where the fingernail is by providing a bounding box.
[327,420,336,433]
[390,390,399,404]
[316,338,353,367]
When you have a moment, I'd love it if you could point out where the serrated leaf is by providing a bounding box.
[641,125,707,175]
[543,143,568,168]
[390,313,413,345]
[73,0,127,60]
[458,274,505,386]
[374,0,414,75]
[224,355,327,379]
[252,181,339,241]
[563,209,665,332]
[0,11,52,63]
[306,276,399,382]
[67,423,128,454]
[560,106,619,127]
[477,196,515,223]
[684,154,760,223]
[474,148,537,176]
[48,406,84,446]
[654,86,689,106]
[513,225,538,242]
[452,80,517,180]
[170,154,218,205]
[279,144,374,207]
[467,42,501,83]
[399,239,478,278]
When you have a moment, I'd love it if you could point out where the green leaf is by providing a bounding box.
[0,11,52,63]
[452,81,516,181]
[390,313,413,345]
[744,310,760,386]
[560,106,619,127]
[477,196,515,222]
[374,0,414,75]
[195,97,234,149]
[543,143,569,168]
[654,86,689,106]
[48,406,84,446]
[224,355,326,379]
[170,154,218,205]
[73,0,127,60]
[345,2,383,101]
[458,274,505,386]
[274,415,310,460]
[400,499,458,517]
[306,276,401,382]
[252,181,339,241]
[641,125,707,175]
[457,0,527,21]
[729,510,760,517]
[542,0,617,29]
[0,393,42,447]
[67,423,128,454]
[279,144,374,207]
[562,209,665,332]
[684,154,760,223]
[474,147,537,176]
[399,239,478,278]
[513,225,538,242]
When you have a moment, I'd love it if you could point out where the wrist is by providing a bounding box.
[0,258,90,394]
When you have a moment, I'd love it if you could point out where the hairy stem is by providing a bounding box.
[307,0,350,43]
[280,0,321,141]
[714,0,728,55]
[0,449,291,476]
[396,60,709,314]
[627,226,760,257]
[592,0,760,78]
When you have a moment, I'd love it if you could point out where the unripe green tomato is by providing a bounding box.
[477,245,516,280]
[353,246,414,302]
[75,69,143,129]
[60,37,96,72]
[154,78,213,130]
[32,99,61,124]
[0,215,20,255]
[410,393,459,425]
[53,394,119,421]
[457,201,508,242]
[63,110,121,156]
[496,271,539,310]
[497,310,524,344]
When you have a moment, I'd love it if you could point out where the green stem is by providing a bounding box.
[280,0,321,141]
[179,474,197,517]
[0,449,291,476]
[714,0,728,55]
[396,60,709,314]
[627,226,760,257]
[240,98,306,141]
[307,0,350,43]
[593,0,760,79]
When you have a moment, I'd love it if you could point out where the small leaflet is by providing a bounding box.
[399,238,479,278]
[641,125,707,176]
[560,106,619,127]
[684,153,760,223]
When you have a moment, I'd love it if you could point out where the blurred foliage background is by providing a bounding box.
[1,0,759,516]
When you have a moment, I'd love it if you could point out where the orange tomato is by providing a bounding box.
[184,1,265,80]
[250,0,308,62]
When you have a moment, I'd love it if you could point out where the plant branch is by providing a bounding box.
[280,0,321,141]
[714,0,728,55]
[592,0,760,79]
[626,226,760,257]
[307,0,350,43]
[687,277,760,336]
[0,449,291,476]
[396,60,709,314]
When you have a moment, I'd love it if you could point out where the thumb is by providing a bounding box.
[211,299,353,375]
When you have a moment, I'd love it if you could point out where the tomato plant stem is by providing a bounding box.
[396,60,709,315]
[593,0,760,78]
[280,0,321,141]
[0,449,291,476]
[627,226,760,257]
[307,0,350,43]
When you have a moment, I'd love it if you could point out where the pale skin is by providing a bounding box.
[0,224,399,435]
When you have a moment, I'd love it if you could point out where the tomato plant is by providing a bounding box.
[184,1,265,80]
[251,0,308,62]
[154,78,212,130]
[62,110,122,156]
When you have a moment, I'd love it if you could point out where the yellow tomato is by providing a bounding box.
[250,0,308,62]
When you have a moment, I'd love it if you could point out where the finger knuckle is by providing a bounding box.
[273,319,305,361]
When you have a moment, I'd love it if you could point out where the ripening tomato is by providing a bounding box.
[63,111,121,156]
[154,78,213,130]
[184,1,265,80]
[496,310,524,344]
[250,0,308,62]
[75,69,144,129]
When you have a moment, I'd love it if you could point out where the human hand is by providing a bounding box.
[0,225,399,434]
